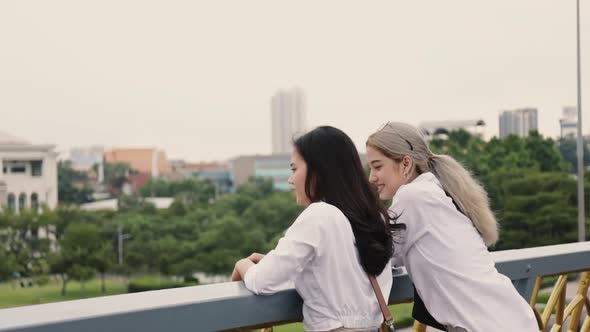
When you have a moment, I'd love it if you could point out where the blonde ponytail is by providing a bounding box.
[428,154,498,246]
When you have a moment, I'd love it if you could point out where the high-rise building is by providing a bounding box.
[499,108,538,138]
[560,106,578,139]
[271,88,306,154]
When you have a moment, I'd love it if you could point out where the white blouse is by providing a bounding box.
[244,202,392,332]
[391,172,538,332]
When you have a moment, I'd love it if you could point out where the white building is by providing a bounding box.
[271,88,306,154]
[499,108,538,138]
[560,106,578,139]
[0,131,58,212]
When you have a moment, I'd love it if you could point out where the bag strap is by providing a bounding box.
[369,275,395,331]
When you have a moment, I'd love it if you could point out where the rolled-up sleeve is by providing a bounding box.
[244,209,321,295]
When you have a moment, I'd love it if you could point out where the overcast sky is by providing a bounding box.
[1,1,588,161]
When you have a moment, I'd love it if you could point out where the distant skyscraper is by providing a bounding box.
[499,108,538,138]
[560,106,578,139]
[271,88,306,154]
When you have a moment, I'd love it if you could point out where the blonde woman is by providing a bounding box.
[366,122,538,332]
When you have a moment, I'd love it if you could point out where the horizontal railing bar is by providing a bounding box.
[0,242,588,332]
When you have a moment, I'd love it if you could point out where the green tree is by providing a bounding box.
[448,129,473,149]
[69,264,95,296]
[57,223,109,295]
[118,194,157,214]
[194,215,250,273]
[102,162,136,197]
[235,177,274,198]
[524,131,569,173]
[429,130,577,250]
[140,178,216,208]
[93,242,115,293]
[48,251,71,296]
[493,172,577,249]
[0,246,16,282]
[241,191,302,247]
[58,161,94,205]
[557,138,590,173]
[0,211,50,282]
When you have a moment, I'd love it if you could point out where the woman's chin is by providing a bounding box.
[379,193,393,201]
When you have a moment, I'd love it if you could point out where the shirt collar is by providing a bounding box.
[411,172,442,189]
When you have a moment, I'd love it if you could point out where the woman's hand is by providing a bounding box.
[248,253,265,264]
[231,263,242,281]
[231,258,255,281]
[231,253,265,281]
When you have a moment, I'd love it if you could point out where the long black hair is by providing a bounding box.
[294,126,393,275]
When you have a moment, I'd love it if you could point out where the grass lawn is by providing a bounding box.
[0,277,128,309]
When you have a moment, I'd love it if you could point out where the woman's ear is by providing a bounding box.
[402,156,413,172]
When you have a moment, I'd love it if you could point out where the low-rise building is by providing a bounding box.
[0,131,58,212]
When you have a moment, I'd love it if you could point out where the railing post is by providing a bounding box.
[513,276,538,301]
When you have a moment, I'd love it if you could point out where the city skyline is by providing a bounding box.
[1,1,588,161]
[1,104,577,164]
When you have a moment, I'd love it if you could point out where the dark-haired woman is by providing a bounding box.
[232,126,394,332]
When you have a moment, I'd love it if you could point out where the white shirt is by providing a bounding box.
[391,172,538,332]
[244,202,392,332]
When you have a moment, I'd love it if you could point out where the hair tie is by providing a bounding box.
[427,154,436,169]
